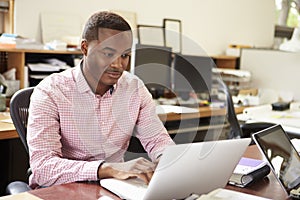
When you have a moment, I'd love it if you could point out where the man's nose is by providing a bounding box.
[111,56,123,68]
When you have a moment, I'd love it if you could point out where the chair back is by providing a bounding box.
[223,84,243,139]
[220,82,275,142]
[10,87,34,153]
[216,79,242,139]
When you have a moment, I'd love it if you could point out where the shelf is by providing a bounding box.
[0,48,82,54]
[0,48,82,88]
[0,0,14,33]
[211,55,239,69]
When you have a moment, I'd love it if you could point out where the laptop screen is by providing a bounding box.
[252,124,300,192]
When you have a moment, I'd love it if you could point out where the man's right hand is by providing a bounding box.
[98,157,156,184]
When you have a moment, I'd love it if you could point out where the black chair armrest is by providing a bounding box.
[240,122,276,145]
[240,122,276,137]
[6,181,31,195]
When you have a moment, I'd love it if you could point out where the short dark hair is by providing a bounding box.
[82,11,132,42]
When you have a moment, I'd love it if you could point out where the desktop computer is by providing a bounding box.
[133,44,173,99]
[173,53,213,102]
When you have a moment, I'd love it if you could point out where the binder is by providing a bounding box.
[229,157,271,187]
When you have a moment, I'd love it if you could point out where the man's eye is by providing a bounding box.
[103,52,114,57]
[121,54,130,58]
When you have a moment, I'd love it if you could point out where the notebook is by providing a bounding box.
[252,124,300,199]
[100,138,251,200]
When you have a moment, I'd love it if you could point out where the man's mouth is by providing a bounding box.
[105,69,122,78]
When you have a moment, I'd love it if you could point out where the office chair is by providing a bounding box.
[6,87,34,195]
[221,82,242,139]
[220,80,275,143]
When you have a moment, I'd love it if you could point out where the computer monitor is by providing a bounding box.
[133,44,172,97]
[173,54,213,99]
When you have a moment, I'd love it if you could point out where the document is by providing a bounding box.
[239,104,300,129]
[232,157,267,174]
[0,118,13,123]
[156,105,199,115]
[196,188,271,200]
[0,192,42,200]
[27,63,60,72]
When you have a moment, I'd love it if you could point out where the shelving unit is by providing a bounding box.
[0,48,82,88]
[212,55,239,69]
[0,0,14,33]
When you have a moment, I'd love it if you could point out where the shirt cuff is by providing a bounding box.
[80,160,104,181]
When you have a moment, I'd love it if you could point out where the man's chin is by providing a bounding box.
[102,78,119,86]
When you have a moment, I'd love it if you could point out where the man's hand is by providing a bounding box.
[98,157,156,184]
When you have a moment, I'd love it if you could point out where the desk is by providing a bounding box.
[158,106,244,122]
[0,106,245,194]
[0,106,245,140]
[238,104,300,137]
[0,111,18,140]
[0,112,28,195]
[158,106,245,138]
[21,145,288,200]
[226,145,288,200]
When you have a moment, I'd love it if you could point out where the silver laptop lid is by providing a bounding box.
[144,138,251,200]
[252,124,300,195]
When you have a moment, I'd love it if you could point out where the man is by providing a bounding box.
[27,11,174,188]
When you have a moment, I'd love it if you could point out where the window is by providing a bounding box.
[275,0,300,27]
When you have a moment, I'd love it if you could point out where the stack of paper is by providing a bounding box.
[27,63,61,72]
[155,105,199,115]
[196,188,271,200]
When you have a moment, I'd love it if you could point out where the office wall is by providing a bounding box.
[240,48,300,101]
[14,0,275,55]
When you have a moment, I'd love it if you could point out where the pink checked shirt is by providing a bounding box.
[27,63,174,188]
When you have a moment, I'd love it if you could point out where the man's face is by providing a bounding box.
[84,28,132,88]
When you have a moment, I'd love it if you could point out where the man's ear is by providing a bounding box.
[81,40,88,56]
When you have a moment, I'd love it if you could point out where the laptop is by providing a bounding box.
[100,138,251,200]
[252,124,300,199]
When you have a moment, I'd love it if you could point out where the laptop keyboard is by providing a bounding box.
[100,178,148,200]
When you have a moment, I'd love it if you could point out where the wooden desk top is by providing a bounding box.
[25,145,288,200]
[225,145,289,200]
[0,106,245,140]
[0,48,82,55]
[0,111,18,140]
[158,105,245,122]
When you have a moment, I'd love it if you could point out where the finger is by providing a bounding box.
[137,158,156,170]
[145,171,153,182]
[114,170,154,185]
[138,170,154,184]
[132,163,155,173]
[135,173,151,184]
[137,158,156,167]
[114,171,138,180]
[118,172,148,184]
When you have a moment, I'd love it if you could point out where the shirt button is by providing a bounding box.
[101,121,105,125]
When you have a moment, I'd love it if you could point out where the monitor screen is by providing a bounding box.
[134,44,172,94]
[173,54,213,96]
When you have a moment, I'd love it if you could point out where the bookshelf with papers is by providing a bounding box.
[0,48,82,88]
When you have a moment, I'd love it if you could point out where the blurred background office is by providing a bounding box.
[1,0,300,196]
[0,0,276,55]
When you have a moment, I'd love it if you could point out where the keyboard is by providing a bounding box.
[100,178,148,200]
